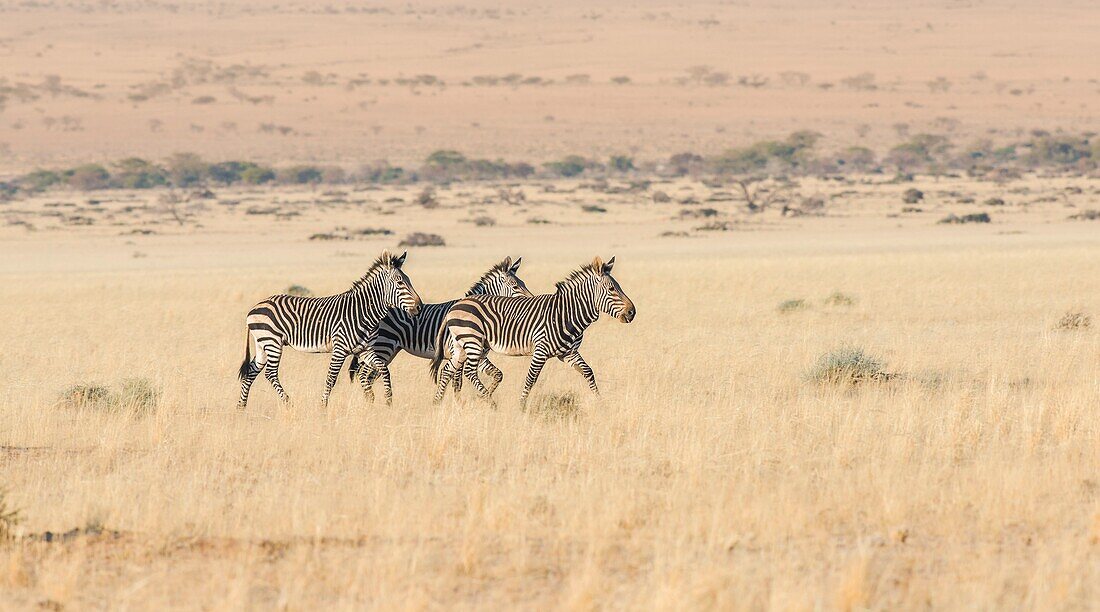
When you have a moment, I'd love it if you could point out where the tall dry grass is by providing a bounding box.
[0,244,1097,609]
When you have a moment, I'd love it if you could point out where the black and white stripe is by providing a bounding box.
[346,257,533,404]
[237,250,422,408]
[430,256,635,406]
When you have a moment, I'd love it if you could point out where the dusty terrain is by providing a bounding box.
[1,176,1098,609]
[2,0,1099,172]
[2,0,1099,609]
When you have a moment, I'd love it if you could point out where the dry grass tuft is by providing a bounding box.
[806,348,891,385]
[526,392,582,421]
[56,378,159,415]
[777,298,809,313]
[1054,310,1091,330]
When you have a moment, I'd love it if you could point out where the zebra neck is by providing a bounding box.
[348,278,391,326]
[465,280,493,296]
[555,285,600,327]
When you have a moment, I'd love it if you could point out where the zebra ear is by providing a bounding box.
[591,256,604,271]
[603,256,616,274]
[393,250,407,267]
[500,256,512,269]
[510,257,522,272]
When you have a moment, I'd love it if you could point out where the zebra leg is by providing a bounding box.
[261,345,290,404]
[237,360,262,409]
[519,348,550,408]
[461,346,492,400]
[375,360,394,406]
[358,362,378,404]
[479,359,504,396]
[320,344,350,407]
[450,362,463,394]
[562,351,599,395]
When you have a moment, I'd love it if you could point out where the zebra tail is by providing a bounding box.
[428,319,449,382]
[237,329,252,381]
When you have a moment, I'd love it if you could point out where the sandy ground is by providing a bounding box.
[0,177,1098,608]
[2,0,1099,172]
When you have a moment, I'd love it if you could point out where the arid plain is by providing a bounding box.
[1,0,1099,610]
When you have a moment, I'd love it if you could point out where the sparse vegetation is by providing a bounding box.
[398,232,446,247]
[286,285,313,297]
[805,348,890,385]
[777,299,808,313]
[1054,311,1091,330]
[938,212,991,224]
[56,378,158,415]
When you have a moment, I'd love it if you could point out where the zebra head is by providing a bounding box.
[472,256,534,298]
[592,256,635,323]
[377,250,422,316]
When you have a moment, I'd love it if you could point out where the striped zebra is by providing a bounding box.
[236,250,423,408]
[346,256,534,404]
[430,256,635,406]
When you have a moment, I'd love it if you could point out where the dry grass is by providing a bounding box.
[1,218,1097,608]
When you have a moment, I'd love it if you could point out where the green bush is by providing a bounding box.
[240,165,276,184]
[65,164,111,190]
[166,152,208,187]
[278,166,323,184]
[20,169,62,192]
[609,155,635,172]
[805,348,889,385]
[543,155,592,178]
[112,158,167,189]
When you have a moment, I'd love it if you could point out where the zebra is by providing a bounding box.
[345,256,534,404]
[429,256,635,406]
[236,250,422,408]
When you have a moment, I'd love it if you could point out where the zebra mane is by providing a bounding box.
[554,261,602,292]
[350,250,404,291]
[466,257,514,295]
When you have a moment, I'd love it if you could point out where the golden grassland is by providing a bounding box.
[0,177,1097,608]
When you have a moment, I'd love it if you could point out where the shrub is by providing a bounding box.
[278,166,323,184]
[20,169,62,192]
[902,188,924,204]
[711,131,820,175]
[66,164,110,190]
[57,383,112,410]
[398,232,445,247]
[777,299,808,313]
[166,152,208,187]
[582,204,607,213]
[1068,210,1099,221]
[652,190,671,203]
[609,155,635,172]
[286,285,313,297]
[805,348,889,385]
[240,165,276,185]
[112,158,167,189]
[938,212,991,224]
[472,216,496,227]
[57,379,159,415]
[824,291,856,306]
[887,134,952,172]
[543,155,591,178]
[983,197,1006,206]
[117,378,159,415]
[527,391,581,420]
[835,146,876,171]
[1054,311,1091,330]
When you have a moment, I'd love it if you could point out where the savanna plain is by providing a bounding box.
[1,176,1097,609]
[1,0,1099,609]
